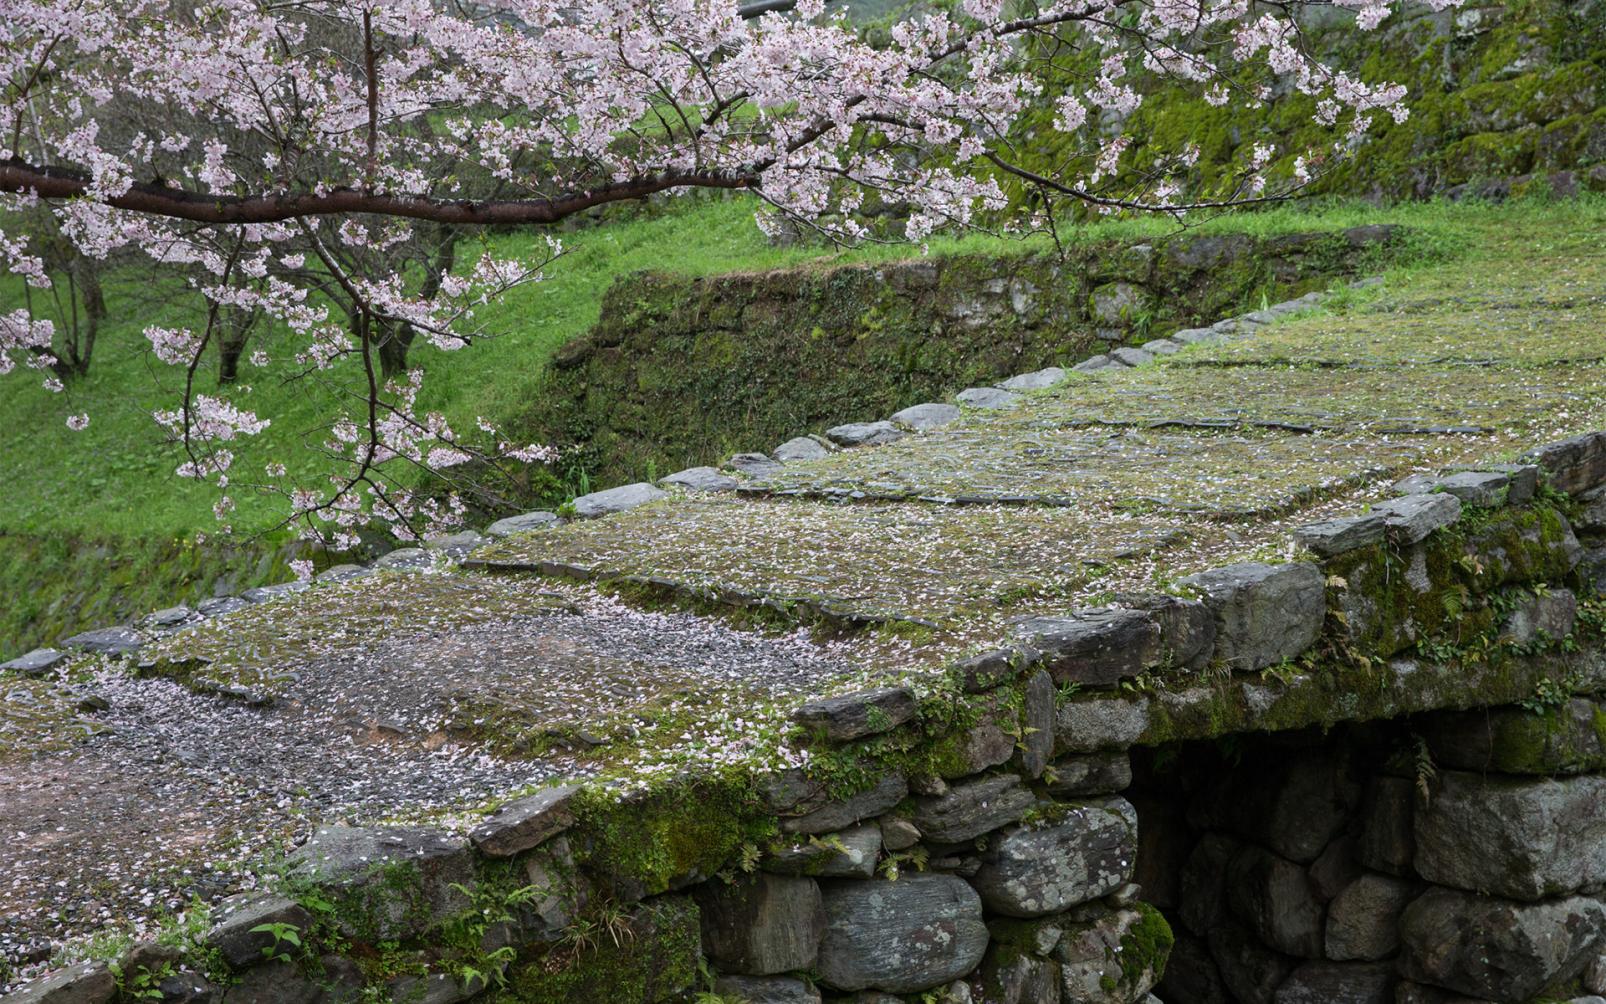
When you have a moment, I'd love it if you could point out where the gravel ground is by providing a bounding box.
[0,588,855,968]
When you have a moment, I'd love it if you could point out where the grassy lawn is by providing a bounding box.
[0,191,1547,545]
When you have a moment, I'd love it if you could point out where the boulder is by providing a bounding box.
[816,875,989,993]
[1272,961,1395,1004]
[1308,834,1363,902]
[955,387,1020,409]
[971,799,1137,917]
[1073,354,1116,373]
[763,825,880,879]
[484,511,560,538]
[1325,874,1414,961]
[889,403,961,431]
[1115,593,1216,671]
[0,648,67,676]
[217,961,327,1004]
[1500,588,1577,646]
[777,773,909,835]
[3,963,115,1004]
[144,605,195,628]
[1399,888,1606,1001]
[1109,347,1155,367]
[469,784,581,856]
[570,482,666,518]
[1523,430,1606,496]
[824,421,904,448]
[792,687,916,742]
[728,452,785,477]
[912,773,1035,843]
[660,466,739,492]
[1045,751,1133,797]
[62,626,143,657]
[880,818,921,851]
[1177,562,1324,672]
[422,530,483,556]
[1293,514,1387,557]
[1056,698,1150,752]
[1414,770,1606,900]
[1020,670,1056,777]
[998,367,1066,391]
[975,947,1061,1004]
[773,437,831,461]
[1371,494,1463,544]
[204,893,316,968]
[373,548,430,570]
[695,874,824,975]
[1430,472,1511,507]
[196,596,252,617]
[1014,609,1161,686]
[288,826,473,940]
[711,975,822,1004]
[1055,904,1172,1004]
[1226,846,1325,958]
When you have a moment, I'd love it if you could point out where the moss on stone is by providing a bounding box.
[571,777,771,899]
[1117,903,1174,990]
[500,895,700,1004]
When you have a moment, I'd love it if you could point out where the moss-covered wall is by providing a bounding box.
[511,228,1395,493]
[0,532,298,659]
[1011,0,1606,204]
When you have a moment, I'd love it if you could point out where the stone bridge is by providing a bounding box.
[3,213,1606,1004]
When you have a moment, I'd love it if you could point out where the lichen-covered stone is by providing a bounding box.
[1372,494,1463,544]
[204,893,316,968]
[1293,514,1387,557]
[971,799,1137,917]
[824,421,905,448]
[1399,888,1606,1001]
[955,386,1020,409]
[912,773,1034,843]
[62,626,143,657]
[763,825,880,879]
[816,875,989,994]
[1524,429,1606,495]
[469,784,580,857]
[1020,670,1056,777]
[998,367,1066,391]
[660,467,739,492]
[288,825,474,940]
[2,963,115,1004]
[1414,770,1606,900]
[1177,562,1324,672]
[1055,903,1172,1004]
[0,648,66,676]
[571,482,667,519]
[1045,751,1133,797]
[792,687,916,742]
[773,437,830,461]
[1014,609,1161,686]
[484,511,561,538]
[1500,588,1577,645]
[1116,593,1216,671]
[889,403,961,431]
[975,946,1061,1004]
[777,773,909,835]
[694,873,824,975]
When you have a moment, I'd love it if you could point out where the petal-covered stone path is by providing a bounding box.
[3,208,1604,968]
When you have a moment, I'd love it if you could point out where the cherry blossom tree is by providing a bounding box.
[0,0,1458,549]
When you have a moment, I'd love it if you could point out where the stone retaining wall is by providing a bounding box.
[506,227,1400,497]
